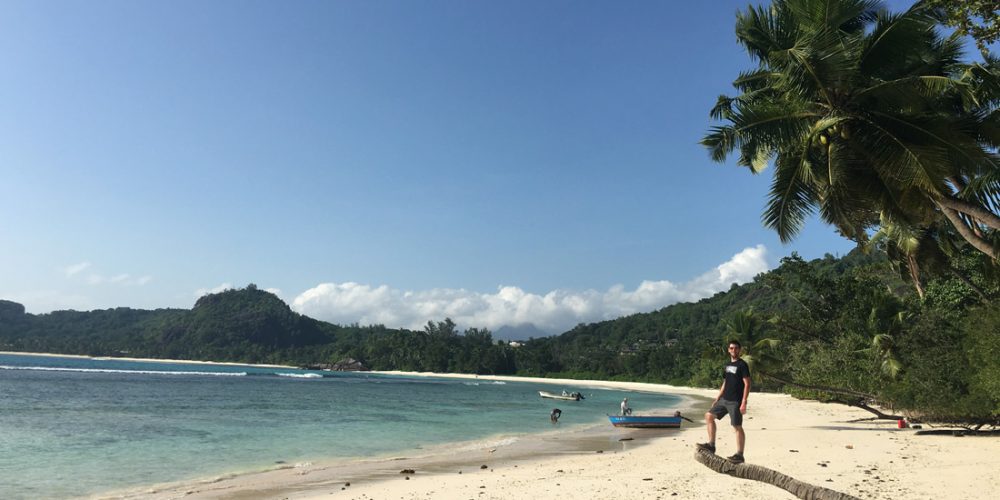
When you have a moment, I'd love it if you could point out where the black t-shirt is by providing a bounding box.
[722,358,750,402]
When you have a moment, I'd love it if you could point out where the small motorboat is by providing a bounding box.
[608,414,683,428]
[538,390,584,401]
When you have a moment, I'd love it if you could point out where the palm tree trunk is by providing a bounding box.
[946,176,986,238]
[906,254,924,299]
[937,204,1000,259]
[760,374,905,419]
[694,449,860,500]
[936,196,1000,231]
[761,373,875,400]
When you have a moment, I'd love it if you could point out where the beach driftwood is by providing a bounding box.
[694,448,860,500]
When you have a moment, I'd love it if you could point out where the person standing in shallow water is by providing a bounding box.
[698,340,751,464]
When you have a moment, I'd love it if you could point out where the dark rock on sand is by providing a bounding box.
[301,358,369,371]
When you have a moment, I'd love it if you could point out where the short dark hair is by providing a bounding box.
[728,340,742,348]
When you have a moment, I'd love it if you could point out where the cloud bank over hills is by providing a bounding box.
[291,245,770,335]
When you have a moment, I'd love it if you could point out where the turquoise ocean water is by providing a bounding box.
[0,353,680,499]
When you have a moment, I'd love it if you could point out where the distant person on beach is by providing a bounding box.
[550,408,562,422]
[620,397,631,416]
[698,339,751,464]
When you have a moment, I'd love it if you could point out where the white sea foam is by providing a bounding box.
[275,372,323,379]
[0,365,248,377]
[451,436,520,453]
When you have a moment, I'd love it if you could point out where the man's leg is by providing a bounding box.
[734,425,745,454]
[704,411,716,445]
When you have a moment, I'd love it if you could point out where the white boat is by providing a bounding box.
[538,390,584,401]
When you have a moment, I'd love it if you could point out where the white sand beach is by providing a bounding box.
[103,371,1000,500]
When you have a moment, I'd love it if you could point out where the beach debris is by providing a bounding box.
[619,437,634,442]
[400,469,415,474]
[344,482,350,487]
[405,476,409,480]
[846,445,854,449]
[557,469,564,473]
[596,450,603,453]
[789,449,799,453]
[480,464,488,469]
[643,478,653,481]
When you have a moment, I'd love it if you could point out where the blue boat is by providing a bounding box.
[608,414,683,428]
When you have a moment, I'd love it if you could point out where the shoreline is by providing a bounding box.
[93,371,709,500]
[7,358,989,499]
[94,370,1000,499]
[0,350,298,369]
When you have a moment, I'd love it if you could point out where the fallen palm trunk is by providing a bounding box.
[694,448,860,500]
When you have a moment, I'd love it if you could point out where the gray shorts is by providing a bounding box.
[708,399,743,426]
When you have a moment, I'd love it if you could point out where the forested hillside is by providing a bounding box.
[2,249,998,425]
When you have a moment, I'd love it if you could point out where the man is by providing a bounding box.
[698,340,751,464]
[620,397,631,416]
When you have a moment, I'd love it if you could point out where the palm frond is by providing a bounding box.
[701,126,739,164]
[735,2,799,64]
[764,149,819,241]
[710,95,736,121]
[859,6,941,78]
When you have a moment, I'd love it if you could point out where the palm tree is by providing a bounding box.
[723,308,781,384]
[702,0,1000,259]
[865,214,928,297]
[864,214,992,300]
[859,294,908,379]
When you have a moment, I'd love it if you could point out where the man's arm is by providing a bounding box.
[714,380,726,404]
[740,376,751,414]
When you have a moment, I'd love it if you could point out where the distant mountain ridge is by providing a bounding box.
[493,323,553,341]
[0,249,896,380]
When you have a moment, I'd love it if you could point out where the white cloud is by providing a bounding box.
[194,283,234,298]
[64,262,91,277]
[292,245,772,335]
[64,262,153,287]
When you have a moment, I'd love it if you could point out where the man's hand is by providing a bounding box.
[739,402,747,414]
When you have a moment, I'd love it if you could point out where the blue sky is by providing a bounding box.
[1,0,926,333]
